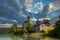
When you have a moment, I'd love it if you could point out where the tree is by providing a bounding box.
[9,24,25,34]
[48,20,60,38]
[54,20,60,38]
[26,16,33,33]
[26,20,33,33]
[9,24,18,33]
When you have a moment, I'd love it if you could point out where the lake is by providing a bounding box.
[0,34,60,40]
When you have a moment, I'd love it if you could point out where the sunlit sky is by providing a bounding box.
[0,0,60,25]
[26,0,55,13]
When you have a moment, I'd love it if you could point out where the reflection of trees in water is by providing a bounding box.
[10,35,18,40]
[10,35,60,40]
[24,37,40,40]
[10,35,23,40]
[23,36,59,40]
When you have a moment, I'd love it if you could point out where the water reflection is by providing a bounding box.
[24,36,60,40]
[24,36,40,40]
[0,34,60,40]
[10,35,23,40]
[11,35,60,40]
[10,35,18,40]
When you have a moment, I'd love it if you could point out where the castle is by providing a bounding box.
[22,16,54,32]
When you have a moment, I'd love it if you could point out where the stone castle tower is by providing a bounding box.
[27,16,31,22]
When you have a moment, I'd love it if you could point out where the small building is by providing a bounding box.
[32,19,41,32]
[22,21,28,30]
[22,16,54,32]
[33,23,54,32]
[40,24,49,32]
[33,24,40,32]
[33,24,47,32]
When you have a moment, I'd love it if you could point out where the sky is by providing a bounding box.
[0,0,60,25]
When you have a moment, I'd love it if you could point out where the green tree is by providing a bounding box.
[26,16,33,33]
[9,24,25,34]
[54,20,60,38]
[9,24,18,33]
[48,20,60,38]
[27,21,33,32]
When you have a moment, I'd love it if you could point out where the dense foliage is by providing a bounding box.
[9,23,34,34]
[26,18,34,33]
[9,24,24,34]
[48,20,60,38]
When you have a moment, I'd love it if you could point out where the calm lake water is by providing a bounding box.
[0,34,60,40]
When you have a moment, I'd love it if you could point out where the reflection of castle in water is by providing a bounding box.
[22,16,54,32]
[10,34,58,40]
[23,35,58,40]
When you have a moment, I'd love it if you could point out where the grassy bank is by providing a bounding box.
[23,32,46,38]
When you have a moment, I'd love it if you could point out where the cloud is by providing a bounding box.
[39,18,51,21]
[0,0,59,24]
[34,2,43,11]
[16,0,19,4]
[49,3,54,9]
[32,18,44,21]
[48,3,57,14]
[21,15,27,17]
[17,11,27,17]
[26,2,44,14]
[0,17,18,23]
[0,24,12,28]
[17,11,24,16]
[24,0,33,7]
[12,20,17,23]
[48,0,60,14]
[25,0,33,13]
[44,18,51,20]
[0,17,7,20]
[32,18,37,21]
[30,2,44,14]
[53,0,60,8]
[26,7,32,12]
[32,17,51,21]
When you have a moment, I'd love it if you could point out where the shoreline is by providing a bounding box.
[23,32,46,38]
